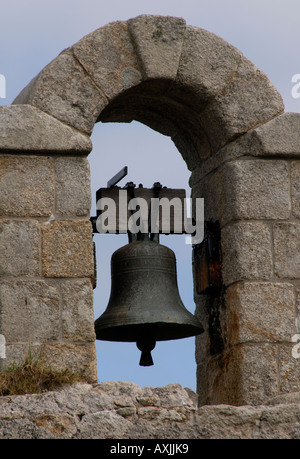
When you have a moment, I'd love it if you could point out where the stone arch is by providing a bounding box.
[1,15,299,406]
[13,15,283,165]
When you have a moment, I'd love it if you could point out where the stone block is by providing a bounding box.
[153,384,195,408]
[0,343,46,370]
[0,155,54,217]
[192,167,227,224]
[197,353,244,406]
[192,112,300,182]
[54,157,91,217]
[226,282,295,345]
[258,403,300,439]
[291,161,300,219]
[235,344,278,406]
[189,144,241,187]
[244,113,300,157]
[2,341,97,383]
[221,222,273,285]
[196,361,209,407]
[0,105,92,153]
[192,159,290,226]
[296,283,300,333]
[197,343,279,406]
[13,50,107,134]
[61,279,95,342]
[128,15,186,80]
[0,343,28,370]
[42,220,94,278]
[175,26,242,106]
[0,280,60,343]
[190,119,300,184]
[199,59,284,152]
[273,223,300,279]
[224,159,290,221]
[194,295,210,363]
[201,113,300,176]
[0,220,40,276]
[40,342,97,382]
[73,21,142,100]
[279,344,300,394]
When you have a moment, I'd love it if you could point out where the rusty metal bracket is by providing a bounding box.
[193,221,222,294]
[90,171,186,236]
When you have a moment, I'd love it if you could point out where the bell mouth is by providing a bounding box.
[95,321,204,343]
[95,322,203,367]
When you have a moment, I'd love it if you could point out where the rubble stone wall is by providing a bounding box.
[0,382,300,439]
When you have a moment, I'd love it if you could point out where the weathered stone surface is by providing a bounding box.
[273,223,300,279]
[279,344,300,394]
[296,283,300,333]
[0,280,60,343]
[73,21,142,100]
[0,382,299,439]
[172,121,211,164]
[225,282,295,345]
[291,161,300,219]
[235,344,279,405]
[0,155,54,217]
[194,297,210,368]
[266,391,300,406]
[224,159,290,221]
[192,159,290,225]
[13,50,107,134]
[190,117,300,185]
[42,220,94,278]
[221,222,273,285]
[189,146,241,187]
[40,343,97,383]
[192,166,230,227]
[1,343,37,370]
[0,220,40,276]
[199,58,284,152]
[194,112,300,181]
[175,26,242,106]
[195,404,263,439]
[0,105,92,153]
[228,344,278,406]
[240,112,300,157]
[54,157,91,217]
[128,15,186,80]
[197,343,279,406]
[61,279,95,342]
[257,403,300,439]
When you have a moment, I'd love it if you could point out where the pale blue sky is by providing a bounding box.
[1,0,299,391]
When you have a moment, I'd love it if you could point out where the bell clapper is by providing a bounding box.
[137,337,156,366]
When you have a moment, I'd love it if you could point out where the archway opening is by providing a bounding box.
[90,120,198,391]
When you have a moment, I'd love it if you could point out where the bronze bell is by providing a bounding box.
[95,238,204,366]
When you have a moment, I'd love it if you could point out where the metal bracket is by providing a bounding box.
[193,221,222,294]
[91,177,186,236]
[107,166,128,188]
